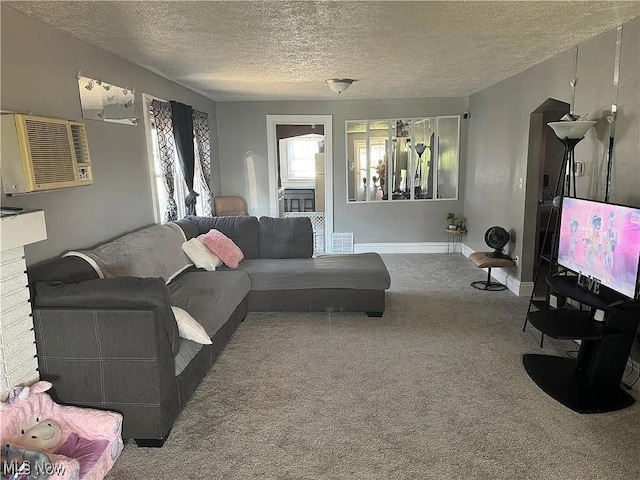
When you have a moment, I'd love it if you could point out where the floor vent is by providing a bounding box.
[332,232,354,253]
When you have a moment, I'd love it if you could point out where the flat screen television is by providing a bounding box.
[557,197,640,300]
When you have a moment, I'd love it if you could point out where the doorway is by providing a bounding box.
[277,125,324,216]
[266,115,333,253]
[523,98,570,295]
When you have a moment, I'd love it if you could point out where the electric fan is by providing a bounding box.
[485,226,510,258]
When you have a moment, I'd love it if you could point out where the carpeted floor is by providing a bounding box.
[107,254,640,479]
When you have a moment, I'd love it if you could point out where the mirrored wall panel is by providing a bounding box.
[391,120,410,201]
[436,116,460,200]
[346,116,460,203]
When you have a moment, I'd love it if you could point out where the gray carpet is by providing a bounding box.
[107,254,640,479]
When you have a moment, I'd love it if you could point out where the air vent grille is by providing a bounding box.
[70,124,90,164]
[24,119,76,185]
[332,232,354,254]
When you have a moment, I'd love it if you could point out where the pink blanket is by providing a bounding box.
[0,381,123,480]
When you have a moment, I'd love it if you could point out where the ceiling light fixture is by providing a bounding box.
[325,78,354,94]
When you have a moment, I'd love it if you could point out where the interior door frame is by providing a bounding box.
[266,115,334,253]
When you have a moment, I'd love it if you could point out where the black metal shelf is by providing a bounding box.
[546,275,627,311]
[526,309,617,340]
[523,355,635,413]
[529,300,549,311]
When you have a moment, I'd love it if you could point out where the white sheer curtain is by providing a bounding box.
[149,100,213,220]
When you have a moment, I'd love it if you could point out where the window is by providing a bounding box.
[346,117,460,203]
[284,135,321,180]
[144,95,211,222]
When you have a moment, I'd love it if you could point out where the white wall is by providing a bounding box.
[217,98,468,244]
[1,5,221,264]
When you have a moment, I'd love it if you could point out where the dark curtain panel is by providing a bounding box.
[193,110,213,216]
[170,101,199,215]
[151,100,178,222]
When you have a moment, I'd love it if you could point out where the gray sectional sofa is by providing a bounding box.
[28,215,390,446]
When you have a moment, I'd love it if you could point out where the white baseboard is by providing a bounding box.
[354,242,451,254]
[460,243,475,258]
[461,243,533,297]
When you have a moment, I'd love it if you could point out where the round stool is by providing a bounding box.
[468,252,515,291]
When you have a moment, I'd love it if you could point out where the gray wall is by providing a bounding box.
[217,98,468,244]
[0,6,221,264]
[465,16,639,284]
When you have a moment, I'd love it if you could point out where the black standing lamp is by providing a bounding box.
[547,120,596,198]
[544,120,596,273]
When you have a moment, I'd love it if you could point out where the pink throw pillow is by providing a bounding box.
[202,229,244,268]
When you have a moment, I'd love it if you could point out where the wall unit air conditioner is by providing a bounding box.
[1,114,93,195]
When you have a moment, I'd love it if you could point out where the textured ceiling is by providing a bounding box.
[7,1,640,101]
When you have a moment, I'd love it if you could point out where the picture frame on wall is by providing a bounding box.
[396,120,410,138]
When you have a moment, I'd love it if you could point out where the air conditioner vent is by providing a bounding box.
[25,119,76,184]
[1,114,92,194]
[70,124,90,163]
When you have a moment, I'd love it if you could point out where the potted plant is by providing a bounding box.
[447,212,465,231]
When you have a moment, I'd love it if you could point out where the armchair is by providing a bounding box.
[213,196,247,216]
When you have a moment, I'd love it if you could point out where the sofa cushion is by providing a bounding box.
[230,253,391,291]
[179,216,259,259]
[258,216,313,258]
[167,270,251,337]
[65,223,191,284]
[172,217,200,240]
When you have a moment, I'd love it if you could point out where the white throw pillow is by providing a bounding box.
[171,306,212,345]
[181,235,223,271]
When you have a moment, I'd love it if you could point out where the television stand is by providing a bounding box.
[523,355,635,413]
[523,275,640,413]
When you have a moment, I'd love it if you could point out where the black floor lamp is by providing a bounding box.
[547,120,597,199]
[523,119,596,344]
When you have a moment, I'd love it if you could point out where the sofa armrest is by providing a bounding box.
[34,277,180,356]
[32,277,181,440]
[33,306,179,441]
